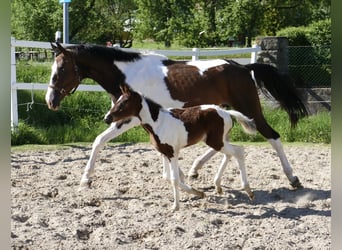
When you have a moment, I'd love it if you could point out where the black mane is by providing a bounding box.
[66,44,142,63]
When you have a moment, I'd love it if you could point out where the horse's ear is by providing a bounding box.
[56,42,69,55]
[50,42,57,51]
[51,42,69,55]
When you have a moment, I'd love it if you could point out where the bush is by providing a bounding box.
[276,26,310,46]
[307,18,331,47]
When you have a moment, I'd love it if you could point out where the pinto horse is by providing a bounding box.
[105,84,256,210]
[45,43,308,189]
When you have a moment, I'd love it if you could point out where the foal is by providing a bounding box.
[103,85,256,211]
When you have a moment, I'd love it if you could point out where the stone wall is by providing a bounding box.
[255,36,289,74]
[256,37,331,115]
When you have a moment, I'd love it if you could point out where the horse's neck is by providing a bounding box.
[78,57,123,96]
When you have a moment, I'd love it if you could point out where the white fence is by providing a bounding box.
[11,37,261,129]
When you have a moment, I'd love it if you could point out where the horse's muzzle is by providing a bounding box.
[104,114,113,125]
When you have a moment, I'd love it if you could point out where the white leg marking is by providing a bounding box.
[169,157,181,211]
[268,138,296,183]
[79,117,140,190]
[214,154,232,194]
[188,148,217,178]
[218,142,254,199]
[162,155,170,181]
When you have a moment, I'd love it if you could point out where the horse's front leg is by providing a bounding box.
[79,117,140,190]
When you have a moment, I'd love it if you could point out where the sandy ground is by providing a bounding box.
[11,142,330,249]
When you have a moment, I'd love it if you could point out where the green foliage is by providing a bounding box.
[11,0,62,41]
[11,0,331,48]
[276,26,311,46]
[307,18,331,47]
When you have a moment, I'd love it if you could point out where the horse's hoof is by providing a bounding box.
[290,176,303,189]
[188,173,199,180]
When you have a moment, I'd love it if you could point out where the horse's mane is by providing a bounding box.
[66,44,142,63]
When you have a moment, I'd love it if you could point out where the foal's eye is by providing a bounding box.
[118,103,124,110]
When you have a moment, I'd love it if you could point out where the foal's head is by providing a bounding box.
[104,85,143,124]
[45,43,81,110]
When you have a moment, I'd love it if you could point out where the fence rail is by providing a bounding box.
[11,37,261,129]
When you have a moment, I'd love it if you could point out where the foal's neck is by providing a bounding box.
[139,97,164,125]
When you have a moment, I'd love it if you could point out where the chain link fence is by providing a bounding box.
[288,45,331,87]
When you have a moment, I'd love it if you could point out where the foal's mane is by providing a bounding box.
[65,44,142,63]
[143,96,163,122]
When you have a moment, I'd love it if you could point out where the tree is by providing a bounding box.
[70,0,136,46]
[11,0,62,41]
[11,0,136,46]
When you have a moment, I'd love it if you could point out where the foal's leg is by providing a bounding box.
[169,157,205,211]
[218,143,254,200]
[188,148,217,179]
[213,154,232,194]
[79,117,140,189]
[162,155,185,183]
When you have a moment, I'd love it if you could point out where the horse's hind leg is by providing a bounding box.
[268,138,302,188]
[188,148,217,179]
[253,115,302,188]
[230,88,302,189]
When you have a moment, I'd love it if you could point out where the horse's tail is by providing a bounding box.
[245,63,308,127]
[228,110,257,135]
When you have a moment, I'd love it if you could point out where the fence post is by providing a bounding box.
[192,48,199,61]
[11,37,18,130]
[250,44,259,63]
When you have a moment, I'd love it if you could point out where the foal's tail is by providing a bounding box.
[228,110,257,135]
[245,63,308,127]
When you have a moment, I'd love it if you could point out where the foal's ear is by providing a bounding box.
[120,84,131,95]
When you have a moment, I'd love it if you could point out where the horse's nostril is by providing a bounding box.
[104,115,112,124]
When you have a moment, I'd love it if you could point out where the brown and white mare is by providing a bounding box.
[45,43,308,190]
[104,84,256,211]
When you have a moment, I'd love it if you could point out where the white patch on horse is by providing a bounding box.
[114,54,184,108]
[151,110,188,149]
[45,61,58,106]
[186,59,229,75]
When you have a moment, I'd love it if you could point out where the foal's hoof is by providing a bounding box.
[78,179,92,191]
[188,173,199,180]
[215,186,223,195]
[290,176,303,189]
[247,191,255,201]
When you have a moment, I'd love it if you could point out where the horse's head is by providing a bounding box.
[45,42,81,110]
[104,84,142,124]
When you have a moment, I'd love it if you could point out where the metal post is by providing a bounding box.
[11,37,18,130]
[250,44,259,64]
[63,2,69,44]
[192,48,199,61]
